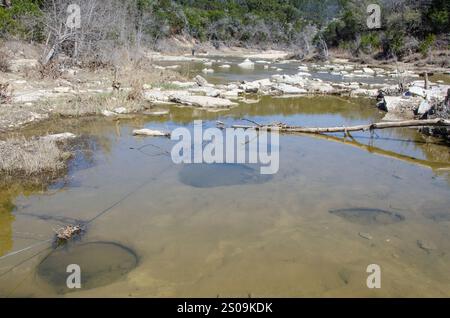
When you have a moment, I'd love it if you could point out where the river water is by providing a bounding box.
[0,60,449,297]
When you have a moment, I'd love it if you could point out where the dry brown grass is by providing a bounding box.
[0,82,12,104]
[0,51,10,73]
[34,90,149,117]
[0,137,70,178]
[127,79,144,101]
[81,59,113,72]
[37,60,62,79]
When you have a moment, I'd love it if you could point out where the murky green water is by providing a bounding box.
[1,91,450,296]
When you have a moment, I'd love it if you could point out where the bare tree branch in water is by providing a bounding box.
[225,118,450,134]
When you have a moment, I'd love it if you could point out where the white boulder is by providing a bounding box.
[169,94,237,108]
[363,67,375,75]
[194,75,209,87]
[272,83,307,95]
[40,133,77,142]
[133,129,170,137]
[409,86,426,98]
[238,58,255,69]
[114,107,127,114]
[417,100,431,115]
[202,68,214,74]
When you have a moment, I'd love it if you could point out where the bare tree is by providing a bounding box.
[316,34,329,60]
[0,0,12,8]
[41,0,137,65]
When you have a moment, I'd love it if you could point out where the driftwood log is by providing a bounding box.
[227,118,450,134]
[218,118,450,171]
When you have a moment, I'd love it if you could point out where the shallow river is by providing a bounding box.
[1,62,450,297]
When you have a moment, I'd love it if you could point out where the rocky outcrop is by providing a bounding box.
[377,82,450,126]
[194,75,210,87]
[378,96,422,117]
[420,88,450,140]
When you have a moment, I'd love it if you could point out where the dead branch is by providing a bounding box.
[226,118,450,134]
[53,224,83,244]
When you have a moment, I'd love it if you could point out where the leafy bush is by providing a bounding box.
[380,30,406,59]
[359,33,381,54]
[428,9,449,33]
[419,34,436,57]
[0,0,42,40]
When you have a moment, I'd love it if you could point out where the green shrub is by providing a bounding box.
[419,34,436,57]
[360,33,381,54]
[0,0,42,40]
[428,9,449,33]
[382,31,406,58]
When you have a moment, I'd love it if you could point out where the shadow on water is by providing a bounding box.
[178,163,273,188]
[36,241,138,294]
[329,208,405,225]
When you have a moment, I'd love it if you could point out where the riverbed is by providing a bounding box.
[1,60,449,297]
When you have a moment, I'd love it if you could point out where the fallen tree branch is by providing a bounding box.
[228,118,450,134]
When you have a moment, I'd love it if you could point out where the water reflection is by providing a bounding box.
[0,190,15,257]
[179,164,273,188]
[0,95,449,297]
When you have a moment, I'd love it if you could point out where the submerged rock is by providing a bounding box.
[358,232,373,240]
[143,110,170,116]
[417,240,437,253]
[329,208,405,225]
[178,163,272,188]
[423,210,450,222]
[37,242,138,294]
